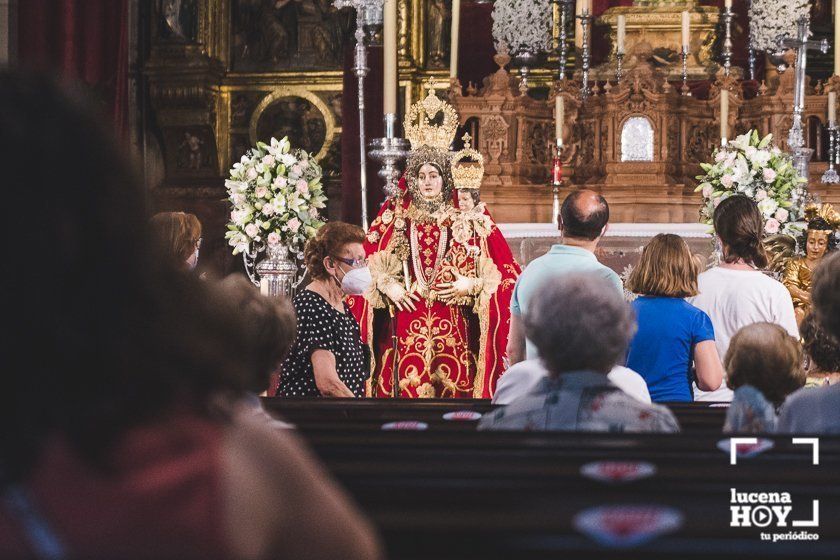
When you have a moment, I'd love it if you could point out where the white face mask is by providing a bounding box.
[187,248,199,270]
[340,266,372,295]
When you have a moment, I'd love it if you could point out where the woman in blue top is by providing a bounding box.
[625,234,724,402]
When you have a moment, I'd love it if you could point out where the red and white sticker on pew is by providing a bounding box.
[716,437,774,459]
[442,410,483,421]
[381,421,429,431]
[574,505,683,548]
[580,461,657,484]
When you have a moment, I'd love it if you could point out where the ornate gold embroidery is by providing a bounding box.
[367,230,381,243]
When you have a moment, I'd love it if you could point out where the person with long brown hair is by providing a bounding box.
[625,234,723,402]
[688,195,798,401]
[0,71,380,560]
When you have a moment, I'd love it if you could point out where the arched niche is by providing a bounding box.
[620,116,654,162]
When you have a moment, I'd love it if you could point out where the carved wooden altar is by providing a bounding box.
[451,40,840,224]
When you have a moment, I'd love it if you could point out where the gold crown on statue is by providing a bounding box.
[804,202,840,229]
[404,78,459,150]
[451,133,484,190]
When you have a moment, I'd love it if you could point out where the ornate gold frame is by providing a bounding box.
[246,86,338,163]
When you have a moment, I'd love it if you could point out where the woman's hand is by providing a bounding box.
[383,281,420,312]
[312,350,357,397]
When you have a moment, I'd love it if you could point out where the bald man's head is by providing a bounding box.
[559,189,609,241]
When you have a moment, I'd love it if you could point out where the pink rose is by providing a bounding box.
[255,186,268,199]
[267,232,280,245]
[762,168,777,183]
[262,155,275,166]
[231,193,245,205]
[262,202,275,216]
[755,189,768,201]
[715,151,728,162]
[246,167,258,181]
[774,208,789,223]
[287,217,301,233]
[245,223,259,238]
[720,174,734,188]
[701,184,713,198]
[291,165,302,176]
[296,179,309,195]
[273,176,287,189]
[764,218,780,234]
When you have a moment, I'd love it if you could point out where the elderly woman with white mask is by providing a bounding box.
[277,222,372,397]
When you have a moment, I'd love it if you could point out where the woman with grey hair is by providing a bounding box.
[479,272,680,433]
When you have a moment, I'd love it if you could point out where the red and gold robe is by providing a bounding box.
[348,184,519,398]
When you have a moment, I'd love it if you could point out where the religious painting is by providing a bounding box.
[425,0,449,68]
[253,94,331,158]
[163,127,218,179]
[231,0,354,71]
[154,0,198,42]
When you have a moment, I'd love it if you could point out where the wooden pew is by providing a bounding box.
[261,398,837,557]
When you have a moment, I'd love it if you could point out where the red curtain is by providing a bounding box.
[17,0,129,137]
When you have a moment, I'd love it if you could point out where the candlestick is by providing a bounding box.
[831,91,837,123]
[680,46,690,96]
[552,138,563,227]
[578,7,591,98]
[383,0,397,115]
[615,52,624,82]
[720,89,729,145]
[558,0,569,80]
[617,14,625,54]
[574,0,589,49]
[822,122,840,183]
[722,3,733,76]
[681,11,690,50]
[450,0,460,79]
[555,94,564,140]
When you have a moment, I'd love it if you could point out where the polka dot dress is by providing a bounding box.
[277,289,368,397]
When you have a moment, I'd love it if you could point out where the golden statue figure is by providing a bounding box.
[780,203,840,325]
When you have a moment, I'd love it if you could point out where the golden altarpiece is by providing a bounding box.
[143,0,457,271]
[143,0,840,269]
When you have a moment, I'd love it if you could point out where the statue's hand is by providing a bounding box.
[436,273,479,301]
[383,281,420,312]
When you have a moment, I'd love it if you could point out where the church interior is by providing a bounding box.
[3,0,840,558]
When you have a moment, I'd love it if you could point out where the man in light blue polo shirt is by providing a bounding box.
[507,189,623,364]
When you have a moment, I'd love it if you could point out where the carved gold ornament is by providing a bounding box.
[404,78,459,150]
[451,132,484,191]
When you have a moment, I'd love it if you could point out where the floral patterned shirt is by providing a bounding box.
[478,371,680,433]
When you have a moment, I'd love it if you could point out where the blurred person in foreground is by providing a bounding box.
[778,253,840,434]
[0,71,380,560]
[480,273,679,433]
[148,211,203,271]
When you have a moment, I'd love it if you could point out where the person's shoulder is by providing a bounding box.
[493,360,548,404]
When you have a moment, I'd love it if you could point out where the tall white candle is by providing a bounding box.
[721,89,729,143]
[830,91,837,123]
[450,0,461,78]
[681,11,690,50]
[835,0,840,75]
[617,15,625,54]
[725,0,732,8]
[383,0,397,115]
[555,95,564,140]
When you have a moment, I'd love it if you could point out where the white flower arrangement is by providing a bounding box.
[225,136,327,256]
[695,130,807,237]
[491,0,552,56]
[748,0,809,53]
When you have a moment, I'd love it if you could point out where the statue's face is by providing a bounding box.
[417,163,443,199]
[806,229,830,259]
[457,190,474,211]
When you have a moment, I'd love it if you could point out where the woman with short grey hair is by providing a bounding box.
[480,273,679,433]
